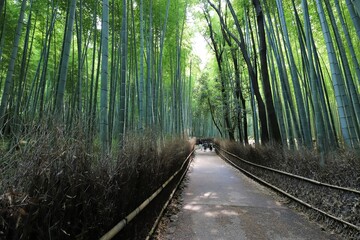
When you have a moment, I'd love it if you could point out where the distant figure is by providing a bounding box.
[209,144,213,151]
[203,142,208,151]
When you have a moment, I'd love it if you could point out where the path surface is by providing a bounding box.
[163,149,341,240]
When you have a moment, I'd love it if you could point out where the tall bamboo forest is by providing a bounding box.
[1,0,360,154]
[1,0,360,239]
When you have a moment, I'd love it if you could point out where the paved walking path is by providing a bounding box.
[164,149,341,240]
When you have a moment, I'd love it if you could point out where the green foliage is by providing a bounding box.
[197,0,360,146]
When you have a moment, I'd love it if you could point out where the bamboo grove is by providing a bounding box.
[1,0,360,156]
[193,0,360,152]
[0,0,194,155]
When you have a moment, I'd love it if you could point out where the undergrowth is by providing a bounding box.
[0,124,193,240]
[217,140,360,189]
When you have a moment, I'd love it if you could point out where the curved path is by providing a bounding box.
[163,149,341,240]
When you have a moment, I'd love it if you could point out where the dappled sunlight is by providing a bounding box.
[204,207,241,218]
[203,192,212,197]
[184,203,241,218]
[188,191,220,204]
[220,209,240,216]
[203,191,218,199]
[184,204,202,211]
[204,211,218,217]
[187,192,220,204]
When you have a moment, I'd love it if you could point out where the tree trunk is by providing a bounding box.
[139,0,144,131]
[0,0,27,131]
[0,0,4,16]
[324,0,360,139]
[119,0,127,143]
[209,0,269,142]
[146,0,153,127]
[275,0,311,147]
[315,0,357,147]
[54,0,77,116]
[100,0,109,156]
[252,0,281,143]
[0,0,6,63]
[204,5,235,141]
[346,0,360,39]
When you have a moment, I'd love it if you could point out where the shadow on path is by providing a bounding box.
[164,150,342,240]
